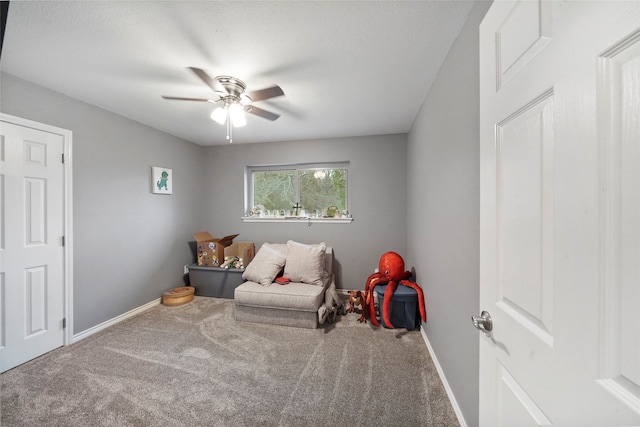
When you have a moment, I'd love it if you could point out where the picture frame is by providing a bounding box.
[151,166,172,194]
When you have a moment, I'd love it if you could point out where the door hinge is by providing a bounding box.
[62,318,67,329]
[61,153,65,164]
[62,236,65,246]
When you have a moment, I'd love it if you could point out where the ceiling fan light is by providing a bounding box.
[232,113,246,128]
[229,103,247,127]
[211,107,227,125]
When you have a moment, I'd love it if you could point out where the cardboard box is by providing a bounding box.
[193,232,238,267]
[224,242,256,267]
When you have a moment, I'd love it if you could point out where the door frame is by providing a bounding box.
[1,112,74,346]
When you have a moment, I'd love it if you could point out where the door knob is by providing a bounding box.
[472,311,493,336]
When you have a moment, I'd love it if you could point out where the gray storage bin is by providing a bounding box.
[188,264,245,299]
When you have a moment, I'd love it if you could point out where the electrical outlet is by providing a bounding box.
[183,264,189,275]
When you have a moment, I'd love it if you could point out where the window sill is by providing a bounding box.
[241,216,353,224]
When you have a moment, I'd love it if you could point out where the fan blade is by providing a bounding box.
[245,85,284,102]
[246,105,280,121]
[188,67,226,94]
[161,95,217,102]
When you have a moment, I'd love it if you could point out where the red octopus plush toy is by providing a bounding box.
[364,252,427,328]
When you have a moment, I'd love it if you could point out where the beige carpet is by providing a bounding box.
[1,296,459,426]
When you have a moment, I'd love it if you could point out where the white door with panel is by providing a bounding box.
[0,117,68,373]
[478,1,640,425]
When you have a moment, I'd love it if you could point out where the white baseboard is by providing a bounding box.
[420,328,468,427]
[72,298,162,343]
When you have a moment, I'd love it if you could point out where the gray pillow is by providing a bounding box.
[242,243,287,286]
[284,241,327,286]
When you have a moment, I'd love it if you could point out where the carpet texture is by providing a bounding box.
[1,297,459,426]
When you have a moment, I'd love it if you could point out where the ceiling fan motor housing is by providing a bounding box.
[215,75,247,98]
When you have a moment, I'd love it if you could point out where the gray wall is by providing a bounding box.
[202,134,407,290]
[1,72,205,333]
[406,2,491,426]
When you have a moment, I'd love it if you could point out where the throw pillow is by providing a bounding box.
[284,241,327,286]
[242,243,287,286]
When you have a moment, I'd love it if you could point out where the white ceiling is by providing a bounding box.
[1,1,475,146]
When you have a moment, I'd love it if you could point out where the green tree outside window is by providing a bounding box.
[250,164,348,216]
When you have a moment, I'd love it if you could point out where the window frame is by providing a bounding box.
[243,161,352,223]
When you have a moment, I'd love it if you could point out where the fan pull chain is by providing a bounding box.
[226,110,233,143]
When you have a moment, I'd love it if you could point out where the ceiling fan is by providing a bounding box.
[162,67,284,142]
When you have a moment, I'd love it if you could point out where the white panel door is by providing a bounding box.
[0,119,66,372]
[479,1,640,425]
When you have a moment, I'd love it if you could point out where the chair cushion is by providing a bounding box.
[234,278,329,312]
[284,241,327,286]
[265,243,333,278]
[241,243,286,286]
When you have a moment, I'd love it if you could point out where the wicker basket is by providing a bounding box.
[162,286,195,306]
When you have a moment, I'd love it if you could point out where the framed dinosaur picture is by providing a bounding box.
[151,166,172,194]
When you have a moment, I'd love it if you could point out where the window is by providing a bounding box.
[244,162,350,222]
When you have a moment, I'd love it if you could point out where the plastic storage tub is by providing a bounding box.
[188,264,245,298]
[374,284,419,330]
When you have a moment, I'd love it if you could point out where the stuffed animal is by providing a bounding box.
[364,252,426,328]
[347,290,366,323]
[221,256,243,269]
[318,283,344,325]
